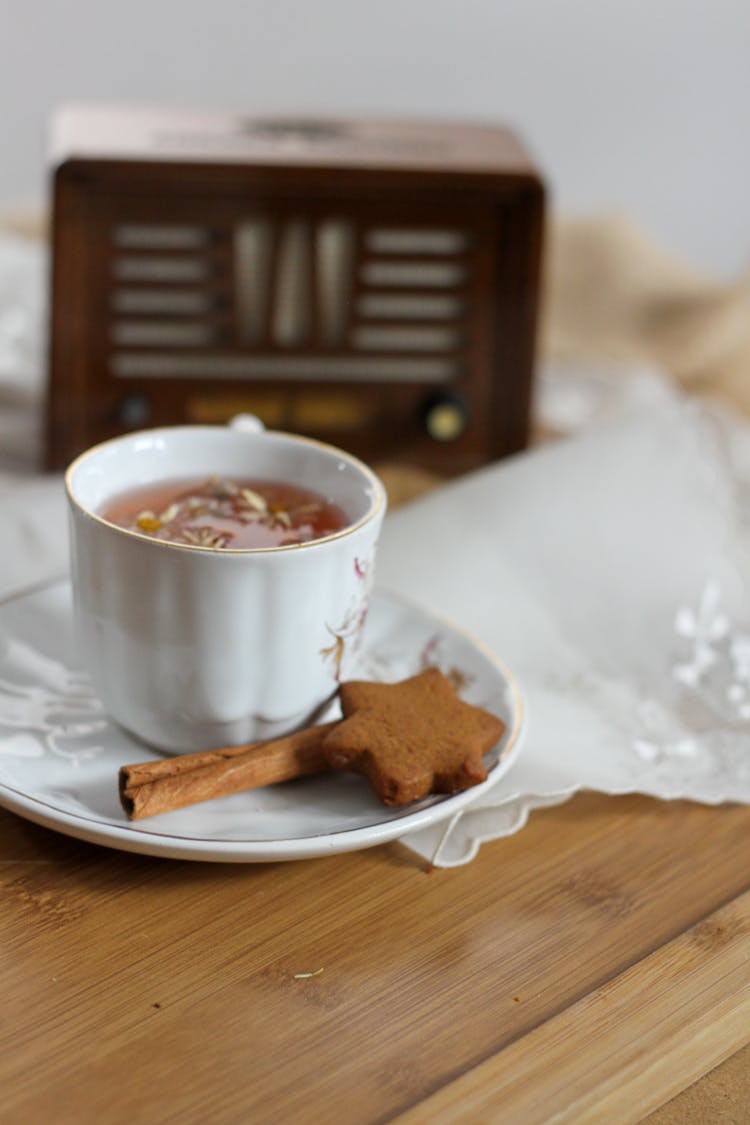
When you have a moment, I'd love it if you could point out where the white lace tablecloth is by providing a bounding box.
[3,230,750,865]
[378,394,750,862]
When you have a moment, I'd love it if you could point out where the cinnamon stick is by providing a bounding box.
[119,722,336,820]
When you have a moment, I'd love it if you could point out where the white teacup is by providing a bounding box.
[65,422,386,753]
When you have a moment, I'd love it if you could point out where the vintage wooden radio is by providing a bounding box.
[46,106,544,472]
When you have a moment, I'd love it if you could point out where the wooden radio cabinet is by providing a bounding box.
[46,107,544,473]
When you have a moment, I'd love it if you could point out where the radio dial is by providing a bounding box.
[117,393,152,427]
[423,394,469,442]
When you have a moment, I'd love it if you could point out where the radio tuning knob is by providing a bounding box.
[423,394,469,442]
[117,393,152,428]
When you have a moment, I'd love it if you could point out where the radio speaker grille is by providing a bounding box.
[106,218,475,384]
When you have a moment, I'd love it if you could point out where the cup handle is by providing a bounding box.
[228,413,266,434]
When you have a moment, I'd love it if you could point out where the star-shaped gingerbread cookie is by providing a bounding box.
[322,667,506,806]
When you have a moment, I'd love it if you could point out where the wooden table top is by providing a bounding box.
[2,789,750,1123]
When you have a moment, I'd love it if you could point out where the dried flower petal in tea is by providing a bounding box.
[101,477,349,549]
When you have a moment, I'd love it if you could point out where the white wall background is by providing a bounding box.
[2,0,749,279]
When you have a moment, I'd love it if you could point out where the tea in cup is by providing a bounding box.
[65,423,386,753]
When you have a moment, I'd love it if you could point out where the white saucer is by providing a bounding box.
[0,579,525,862]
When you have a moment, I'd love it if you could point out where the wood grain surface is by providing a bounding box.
[2,791,750,1123]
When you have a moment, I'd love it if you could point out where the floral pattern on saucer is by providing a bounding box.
[0,636,107,766]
